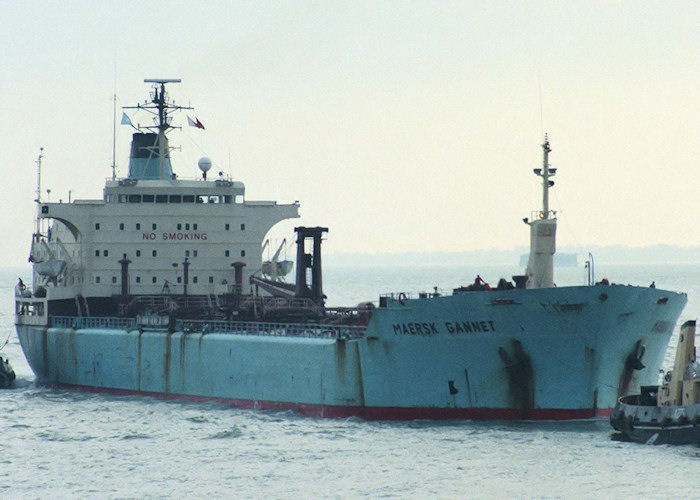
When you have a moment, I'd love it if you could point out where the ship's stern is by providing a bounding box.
[15,292,50,381]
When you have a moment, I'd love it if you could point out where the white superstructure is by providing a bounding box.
[29,79,299,304]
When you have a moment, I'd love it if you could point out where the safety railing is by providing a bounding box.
[51,316,137,330]
[48,316,366,339]
[177,319,366,339]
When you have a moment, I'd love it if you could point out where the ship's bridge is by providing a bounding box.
[103,178,246,205]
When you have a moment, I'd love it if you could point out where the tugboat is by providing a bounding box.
[611,320,700,444]
[0,355,16,389]
[14,79,688,420]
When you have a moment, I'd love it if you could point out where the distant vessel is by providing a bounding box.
[611,320,700,444]
[15,79,686,419]
[519,253,578,268]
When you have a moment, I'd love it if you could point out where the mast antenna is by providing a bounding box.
[111,93,118,180]
[111,46,118,180]
[538,71,545,139]
[35,148,44,239]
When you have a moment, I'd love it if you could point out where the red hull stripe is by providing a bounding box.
[59,383,612,420]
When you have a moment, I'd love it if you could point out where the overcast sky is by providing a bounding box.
[1,2,698,267]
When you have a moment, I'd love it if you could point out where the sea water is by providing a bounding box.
[1,264,699,498]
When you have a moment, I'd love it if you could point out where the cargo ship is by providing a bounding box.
[15,79,686,419]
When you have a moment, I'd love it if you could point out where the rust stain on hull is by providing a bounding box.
[498,339,534,419]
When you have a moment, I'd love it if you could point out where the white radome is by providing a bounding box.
[198,157,212,173]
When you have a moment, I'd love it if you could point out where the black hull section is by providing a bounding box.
[610,396,700,445]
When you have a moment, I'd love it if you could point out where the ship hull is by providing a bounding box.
[610,397,700,444]
[16,284,686,420]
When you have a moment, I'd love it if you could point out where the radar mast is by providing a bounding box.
[523,135,557,288]
[123,79,192,180]
[34,148,44,240]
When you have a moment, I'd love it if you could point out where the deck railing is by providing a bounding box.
[49,316,366,339]
[52,316,137,330]
[177,319,366,338]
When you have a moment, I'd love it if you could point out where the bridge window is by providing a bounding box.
[142,194,155,202]
[169,195,181,203]
[183,195,195,203]
[155,195,167,203]
[129,195,141,203]
[118,194,128,203]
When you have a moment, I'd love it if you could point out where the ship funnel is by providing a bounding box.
[128,133,174,180]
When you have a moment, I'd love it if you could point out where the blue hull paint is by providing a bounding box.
[16,285,686,419]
